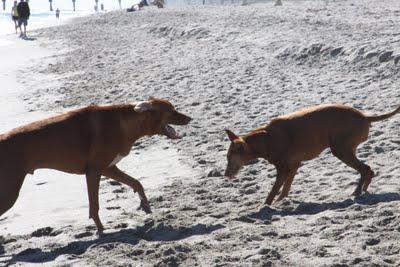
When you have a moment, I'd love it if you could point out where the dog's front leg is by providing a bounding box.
[85,168,104,234]
[102,166,152,214]
[264,165,290,205]
[275,162,300,202]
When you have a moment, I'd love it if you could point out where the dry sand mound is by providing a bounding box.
[1,0,400,266]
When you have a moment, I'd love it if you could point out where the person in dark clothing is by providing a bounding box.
[140,0,149,6]
[17,0,30,38]
[126,0,148,12]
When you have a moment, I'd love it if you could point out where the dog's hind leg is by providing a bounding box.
[330,141,374,196]
[276,162,300,202]
[361,170,374,193]
[102,166,151,214]
[85,168,104,233]
[265,165,291,205]
[0,171,26,217]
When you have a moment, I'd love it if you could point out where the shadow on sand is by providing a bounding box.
[247,192,400,221]
[2,223,224,265]
[21,36,37,41]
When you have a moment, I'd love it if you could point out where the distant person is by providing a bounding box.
[100,3,104,11]
[11,1,19,34]
[153,0,164,8]
[127,0,149,12]
[126,5,139,12]
[17,0,30,38]
[56,8,60,19]
[141,0,149,6]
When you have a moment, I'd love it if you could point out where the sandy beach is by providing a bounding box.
[1,0,400,266]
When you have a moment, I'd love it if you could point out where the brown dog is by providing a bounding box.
[0,97,191,233]
[224,104,399,205]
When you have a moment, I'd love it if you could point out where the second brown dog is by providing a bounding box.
[224,104,399,205]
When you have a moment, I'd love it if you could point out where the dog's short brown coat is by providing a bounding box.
[225,104,400,205]
[0,97,191,233]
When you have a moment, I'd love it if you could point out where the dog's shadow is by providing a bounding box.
[2,223,224,265]
[248,192,400,221]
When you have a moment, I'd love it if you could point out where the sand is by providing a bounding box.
[1,0,400,266]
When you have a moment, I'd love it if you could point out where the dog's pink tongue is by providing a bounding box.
[165,125,180,139]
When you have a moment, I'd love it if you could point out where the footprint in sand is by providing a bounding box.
[31,227,61,237]
[74,231,93,239]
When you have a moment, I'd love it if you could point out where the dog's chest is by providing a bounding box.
[108,154,125,167]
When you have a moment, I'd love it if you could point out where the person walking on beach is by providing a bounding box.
[56,8,60,19]
[17,0,30,38]
[11,1,19,34]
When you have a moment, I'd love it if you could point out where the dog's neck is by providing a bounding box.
[243,130,270,160]
[123,112,161,142]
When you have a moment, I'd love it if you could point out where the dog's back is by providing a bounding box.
[0,105,132,175]
[269,104,367,129]
[264,104,370,161]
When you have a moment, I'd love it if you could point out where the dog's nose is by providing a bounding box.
[180,114,192,125]
[175,113,192,125]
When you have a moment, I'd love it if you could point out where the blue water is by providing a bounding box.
[0,10,84,20]
[1,0,137,13]
[0,0,143,36]
[0,10,85,36]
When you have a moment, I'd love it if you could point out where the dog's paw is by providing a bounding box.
[96,230,105,238]
[138,200,152,214]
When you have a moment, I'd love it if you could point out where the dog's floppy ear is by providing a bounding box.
[134,101,153,113]
[225,129,239,142]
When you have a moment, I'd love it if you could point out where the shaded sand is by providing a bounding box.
[0,139,195,235]
[1,1,400,266]
[0,33,199,265]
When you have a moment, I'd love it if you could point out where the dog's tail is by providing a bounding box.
[367,106,400,123]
